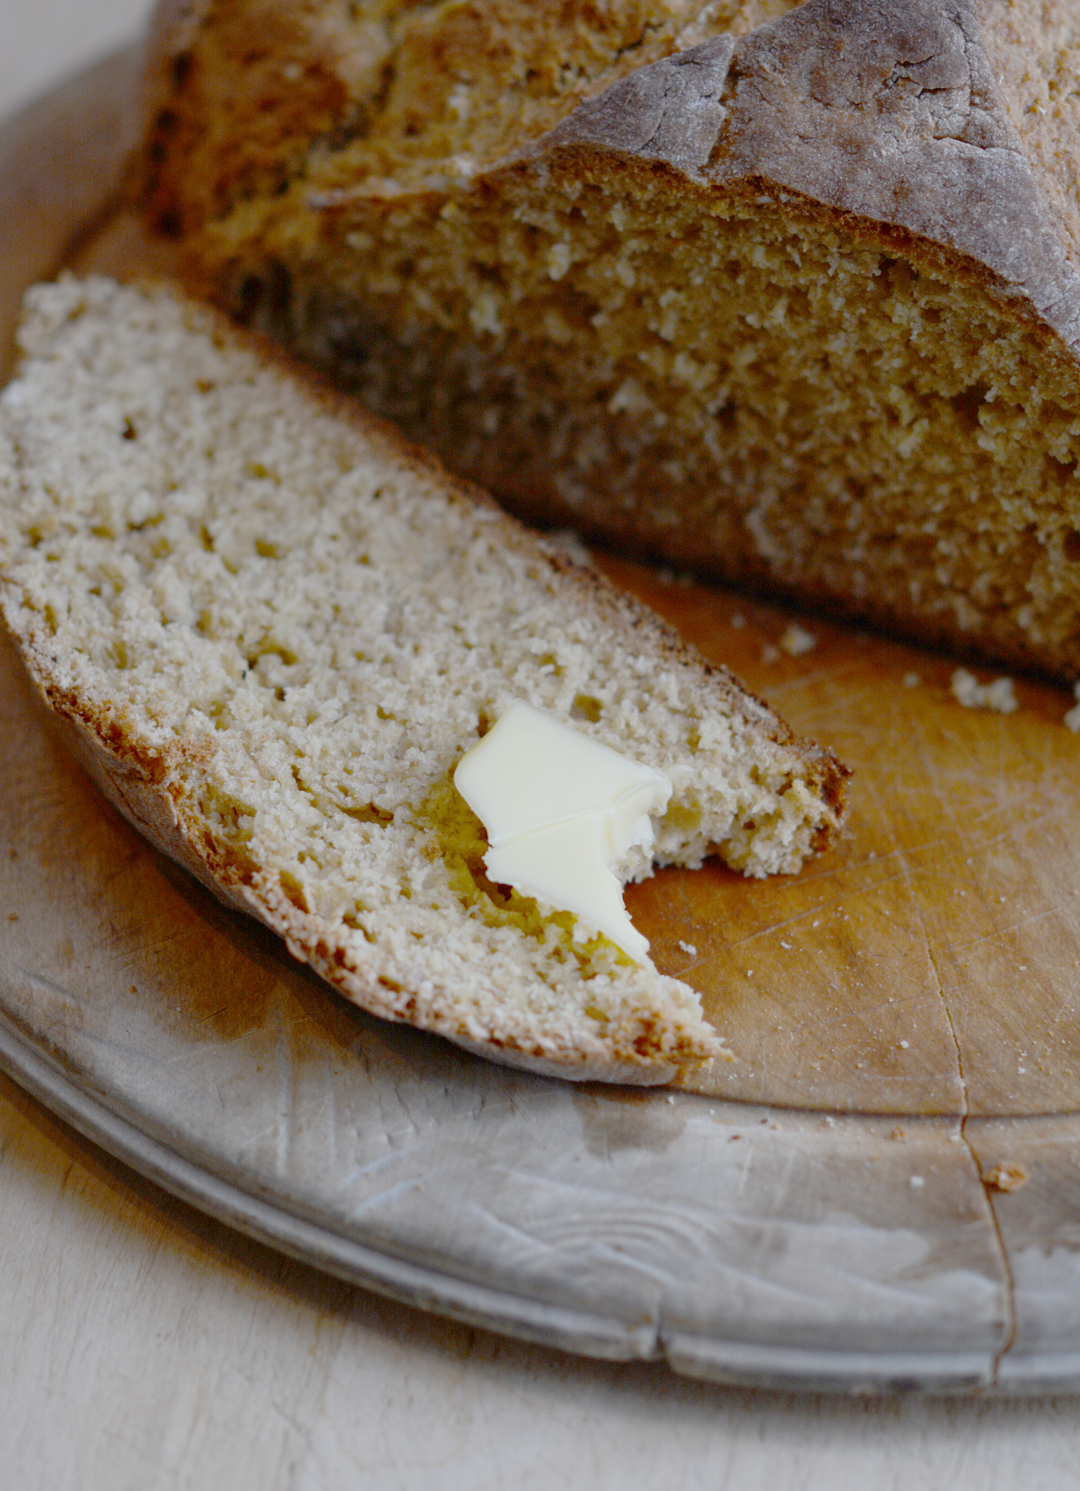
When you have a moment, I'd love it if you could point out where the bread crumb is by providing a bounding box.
[902,671,920,688]
[950,668,1018,713]
[909,1175,925,1188]
[730,613,746,629]
[1064,682,1080,731]
[779,622,816,656]
[982,1162,1029,1192]
[761,643,781,664]
[677,940,697,956]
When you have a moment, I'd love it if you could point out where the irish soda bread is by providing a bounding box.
[141,0,1080,679]
[0,277,845,1084]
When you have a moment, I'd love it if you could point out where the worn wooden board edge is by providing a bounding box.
[2,43,1080,1397]
[0,1011,1009,1395]
[6,974,1080,1396]
[0,1009,658,1364]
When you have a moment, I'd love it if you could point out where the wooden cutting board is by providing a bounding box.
[17,40,1080,1398]
[13,189,1077,1126]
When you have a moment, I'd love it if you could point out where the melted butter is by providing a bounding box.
[453,701,671,964]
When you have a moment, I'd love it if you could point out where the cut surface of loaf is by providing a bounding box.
[141,0,1080,679]
[0,277,846,1084]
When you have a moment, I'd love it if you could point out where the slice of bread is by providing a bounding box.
[139,0,1080,679]
[0,277,846,1084]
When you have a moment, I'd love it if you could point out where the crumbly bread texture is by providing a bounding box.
[141,0,1080,680]
[0,277,846,1084]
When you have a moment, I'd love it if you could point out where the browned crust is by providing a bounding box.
[2,284,846,1083]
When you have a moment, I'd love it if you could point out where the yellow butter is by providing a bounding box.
[453,701,671,964]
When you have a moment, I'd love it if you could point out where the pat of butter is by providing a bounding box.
[453,700,672,964]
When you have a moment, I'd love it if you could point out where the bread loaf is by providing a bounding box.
[139,0,1080,680]
[0,277,845,1084]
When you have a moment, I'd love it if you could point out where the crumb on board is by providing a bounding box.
[677,939,697,957]
[779,622,817,656]
[950,668,1018,714]
[1065,682,1080,732]
[981,1162,1029,1192]
[761,643,781,664]
[902,671,920,688]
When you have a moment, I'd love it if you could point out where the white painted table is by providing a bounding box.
[2,4,1080,1486]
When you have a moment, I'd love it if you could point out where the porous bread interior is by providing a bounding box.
[144,0,802,237]
[201,157,1080,680]
[0,278,840,1076]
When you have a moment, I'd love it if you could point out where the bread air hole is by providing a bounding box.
[571,693,602,722]
[341,909,374,940]
[340,802,393,826]
[949,385,990,433]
